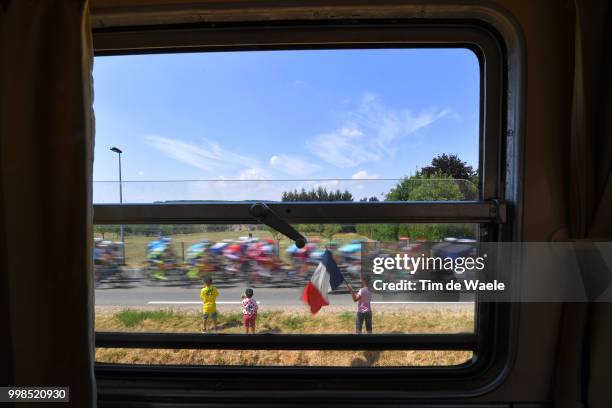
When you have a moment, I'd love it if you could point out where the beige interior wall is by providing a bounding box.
[483,0,573,401]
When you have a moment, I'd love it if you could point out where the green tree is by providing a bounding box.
[281,187,354,201]
[387,171,464,202]
[356,224,399,241]
[396,223,477,241]
[384,170,475,241]
[297,224,324,234]
[419,153,478,200]
[359,196,380,202]
[265,226,282,255]
[321,224,341,243]
[94,225,116,240]
[421,153,477,181]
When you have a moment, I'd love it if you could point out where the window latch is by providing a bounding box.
[250,202,307,248]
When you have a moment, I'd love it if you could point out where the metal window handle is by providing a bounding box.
[250,202,307,248]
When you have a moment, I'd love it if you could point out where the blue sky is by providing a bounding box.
[93,49,479,202]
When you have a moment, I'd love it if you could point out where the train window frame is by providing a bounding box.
[91,14,524,403]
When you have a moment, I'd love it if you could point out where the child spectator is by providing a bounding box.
[200,276,218,333]
[347,275,373,334]
[241,287,258,334]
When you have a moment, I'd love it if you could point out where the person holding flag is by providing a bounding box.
[301,248,374,334]
[346,275,373,334]
[301,249,345,314]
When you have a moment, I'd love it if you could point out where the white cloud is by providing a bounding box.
[308,126,380,168]
[308,93,458,168]
[238,167,269,180]
[351,170,379,180]
[145,135,258,173]
[269,154,320,176]
[93,176,398,203]
[310,179,340,190]
[137,170,145,176]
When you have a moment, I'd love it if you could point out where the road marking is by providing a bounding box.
[146,301,465,305]
[147,301,260,305]
[372,301,473,304]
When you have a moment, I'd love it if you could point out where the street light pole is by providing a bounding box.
[110,147,125,264]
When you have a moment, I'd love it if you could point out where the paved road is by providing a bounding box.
[95,281,474,310]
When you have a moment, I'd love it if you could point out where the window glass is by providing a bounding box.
[93,49,479,203]
[94,223,477,336]
[93,48,481,367]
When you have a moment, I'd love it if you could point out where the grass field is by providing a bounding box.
[96,308,474,334]
[95,229,366,267]
[95,307,474,367]
[95,348,473,367]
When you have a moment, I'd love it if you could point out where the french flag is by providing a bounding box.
[301,250,345,314]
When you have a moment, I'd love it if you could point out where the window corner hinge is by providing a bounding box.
[489,199,508,224]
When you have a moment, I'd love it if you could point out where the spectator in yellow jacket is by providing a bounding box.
[200,276,218,332]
